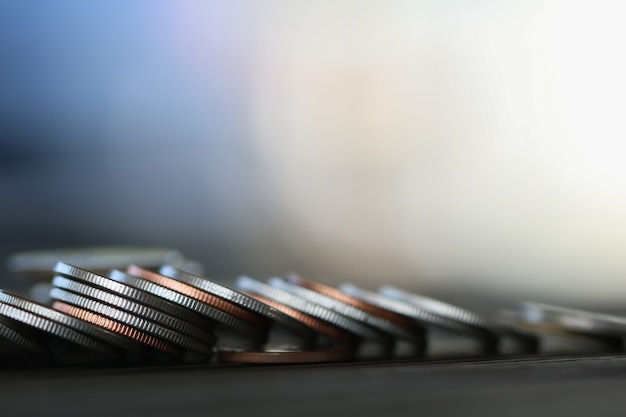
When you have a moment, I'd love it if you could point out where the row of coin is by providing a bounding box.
[0,262,624,367]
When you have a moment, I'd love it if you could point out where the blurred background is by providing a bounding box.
[1,0,625,304]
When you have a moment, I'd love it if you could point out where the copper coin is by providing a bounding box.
[283,276,424,341]
[238,276,387,342]
[0,296,119,360]
[157,266,316,345]
[50,288,212,356]
[54,263,208,330]
[0,289,145,354]
[52,301,180,356]
[127,266,268,328]
[51,275,213,345]
[341,283,486,336]
[246,293,354,344]
[110,270,266,343]
[287,274,423,334]
[218,346,354,364]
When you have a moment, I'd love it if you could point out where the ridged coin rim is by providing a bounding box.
[49,288,212,356]
[237,276,386,342]
[110,270,265,342]
[0,296,118,358]
[0,290,145,354]
[52,276,213,345]
[53,263,207,329]
[159,265,315,346]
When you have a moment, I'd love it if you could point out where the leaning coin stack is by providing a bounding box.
[2,258,625,368]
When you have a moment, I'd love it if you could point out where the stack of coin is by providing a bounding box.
[7,256,626,369]
[51,263,215,364]
[361,284,537,356]
[0,289,123,366]
[263,277,423,360]
[500,302,626,354]
[225,276,359,364]
[241,276,537,360]
[155,266,322,364]
[110,268,268,353]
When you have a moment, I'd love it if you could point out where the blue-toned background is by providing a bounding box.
[2,1,625,302]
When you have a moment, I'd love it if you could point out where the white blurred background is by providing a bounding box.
[2,0,626,302]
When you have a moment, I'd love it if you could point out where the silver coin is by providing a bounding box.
[159,265,315,347]
[0,292,119,359]
[0,316,48,358]
[377,285,537,352]
[237,276,383,342]
[0,290,145,354]
[49,287,212,357]
[8,247,184,276]
[340,283,488,336]
[109,270,265,343]
[518,301,626,337]
[51,275,213,345]
[379,285,493,330]
[271,277,414,341]
[54,263,209,331]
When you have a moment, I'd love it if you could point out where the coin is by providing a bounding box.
[53,263,209,330]
[287,274,425,341]
[127,266,268,328]
[52,301,180,356]
[268,278,398,359]
[159,265,278,318]
[51,275,213,345]
[502,304,621,354]
[517,302,626,338]
[237,276,377,342]
[218,346,354,364]
[0,291,119,363]
[379,285,494,331]
[7,247,184,278]
[379,286,542,354]
[341,283,491,337]
[109,270,265,346]
[270,278,401,343]
[0,316,49,362]
[218,287,358,364]
[158,266,316,348]
[246,293,355,344]
[0,290,145,354]
[49,288,212,357]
